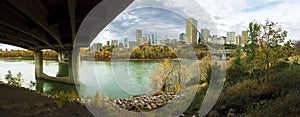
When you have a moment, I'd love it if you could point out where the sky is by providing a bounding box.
[92,0,300,45]
[1,0,300,49]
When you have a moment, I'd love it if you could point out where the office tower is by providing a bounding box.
[201,29,210,44]
[197,32,201,44]
[89,43,102,50]
[129,41,138,49]
[124,38,128,47]
[236,35,241,45]
[151,33,155,44]
[111,40,119,46]
[179,33,185,41]
[140,37,149,45]
[106,41,110,46]
[119,42,124,47]
[186,18,198,44]
[226,32,236,44]
[136,29,142,45]
[241,31,248,46]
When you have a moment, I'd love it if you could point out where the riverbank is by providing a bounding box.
[0,83,93,117]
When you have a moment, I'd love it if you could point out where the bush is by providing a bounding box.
[54,90,79,107]
[5,70,23,87]
[271,61,290,72]
[212,64,300,115]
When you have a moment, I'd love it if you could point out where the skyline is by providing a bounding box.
[93,0,300,41]
[1,0,300,50]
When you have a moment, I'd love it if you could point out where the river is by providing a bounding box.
[0,59,169,98]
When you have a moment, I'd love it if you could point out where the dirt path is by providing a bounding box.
[0,84,94,117]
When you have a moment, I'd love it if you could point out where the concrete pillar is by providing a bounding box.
[56,51,68,77]
[34,50,43,78]
[69,48,80,82]
[57,52,65,63]
[56,49,80,83]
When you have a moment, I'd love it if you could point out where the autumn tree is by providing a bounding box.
[245,19,294,78]
[149,59,186,94]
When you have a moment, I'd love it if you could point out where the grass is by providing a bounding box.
[212,63,300,116]
[51,90,79,107]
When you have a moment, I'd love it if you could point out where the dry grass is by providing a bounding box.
[213,64,300,115]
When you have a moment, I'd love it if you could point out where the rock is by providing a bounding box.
[112,99,117,103]
[150,103,157,109]
[117,100,122,105]
[156,102,163,107]
[226,113,236,117]
[228,108,235,113]
[119,103,126,109]
[208,111,220,117]
[145,104,152,110]
[220,105,226,110]
[133,99,139,104]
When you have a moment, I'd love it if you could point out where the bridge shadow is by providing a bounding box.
[35,78,77,94]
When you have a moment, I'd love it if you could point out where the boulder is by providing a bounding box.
[226,113,236,117]
[208,111,220,117]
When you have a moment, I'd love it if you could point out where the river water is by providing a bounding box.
[0,59,170,98]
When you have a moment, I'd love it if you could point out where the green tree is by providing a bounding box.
[245,19,294,78]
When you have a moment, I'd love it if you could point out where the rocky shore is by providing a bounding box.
[110,92,181,112]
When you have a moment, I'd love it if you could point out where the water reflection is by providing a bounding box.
[35,79,77,94]
[0,59,180,98]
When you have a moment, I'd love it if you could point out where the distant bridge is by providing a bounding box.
[0,0,134,84]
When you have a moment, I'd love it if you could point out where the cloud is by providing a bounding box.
[93,0,216,45]
[243,0,284,12]
[90,0,300,46]
[0,44,24,50]
[194,0,300,39]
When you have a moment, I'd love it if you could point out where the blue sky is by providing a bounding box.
[1,0,300,49]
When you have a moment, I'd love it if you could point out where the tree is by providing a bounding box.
[245,19,294,78]
[149,59,184,94]
[294,40,300,55]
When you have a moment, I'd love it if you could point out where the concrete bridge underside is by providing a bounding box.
[0,0,134,84]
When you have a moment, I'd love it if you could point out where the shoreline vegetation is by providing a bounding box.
[0,44,211,61]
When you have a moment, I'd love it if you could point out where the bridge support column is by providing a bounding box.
[34,50,43,79]
[69,48,80,82]
[55,49,80,84]
[56,52,68,77]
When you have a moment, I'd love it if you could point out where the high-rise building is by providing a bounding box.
[136,29,142,45]
[226,32,236,44]
[89,43,102,50]
[119,42,124,47]
[140,37,149,45]
[179,33,185,41]
[236,35,241,45]
[201,29,210,44]
[124,38,128,47]
[106,41,110,46]
[186,18,198,44]
[129,41,138,49]
[197,32,201,44]
[241,31,248,46]
[111,40,119,46]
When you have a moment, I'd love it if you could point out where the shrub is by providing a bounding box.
[5,70,23,87]
[54,90,79,107]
